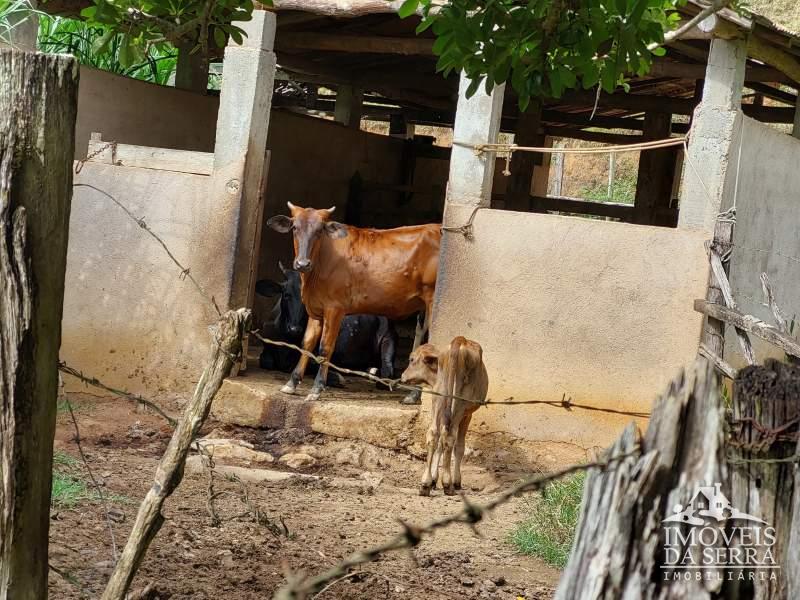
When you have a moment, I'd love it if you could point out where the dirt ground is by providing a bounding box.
[48,395,561,599]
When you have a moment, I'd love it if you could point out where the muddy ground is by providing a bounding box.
[48,395,561,599]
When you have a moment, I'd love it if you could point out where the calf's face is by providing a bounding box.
[400,344,439,388]
[266,203,347,273]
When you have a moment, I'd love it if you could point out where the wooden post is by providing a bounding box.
[505,100,542,212]
[334,85,364,129]
[175,38,209,93]
[0,49,79,600]
[101,309,251,600]
[556,359,727,599]
[731,361,800,600]
[793,94,800,140]
[633,112,675,225]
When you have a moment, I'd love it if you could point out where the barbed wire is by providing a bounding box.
[59,361,177,428]
[249,331,650,417]
[273,448,639,600]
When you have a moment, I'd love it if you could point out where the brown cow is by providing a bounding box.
[401,337,488,496]
[266,203,441,402]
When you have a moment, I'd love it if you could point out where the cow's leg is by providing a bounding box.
[453,408,472,491]
[430,445,441,489]
[377,332,396,390]
[420,403,442,496]
[281,318,322,394]
[439,422,457,496]
[306,310,344,402]
[402,308,433,405]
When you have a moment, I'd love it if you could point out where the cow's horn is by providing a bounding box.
[287,201,297,211]
[324,205,336,214]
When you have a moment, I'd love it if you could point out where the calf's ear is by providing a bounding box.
[267,215,293,233]
[423,354,439,369]
[255,279,283,297]
[324,221,348,239]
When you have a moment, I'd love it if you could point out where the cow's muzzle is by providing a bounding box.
[294,258,312,272]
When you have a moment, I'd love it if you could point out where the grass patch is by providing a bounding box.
[51,470,90,509]
[509,471,586,568]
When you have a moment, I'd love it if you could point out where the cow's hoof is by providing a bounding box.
[419,485,432,497]
[431,479,437,490]
[305,391,321,402]
[280,382,297,394]
[443,485,456,496]
[453,482,462,491]
[400,392,421,405]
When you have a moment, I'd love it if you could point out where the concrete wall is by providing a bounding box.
[431,206,709,463]
[724,115,800,367]
[74,67,219,158]
[62,163,228,394]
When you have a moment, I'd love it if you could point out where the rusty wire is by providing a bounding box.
[272,449,639,600]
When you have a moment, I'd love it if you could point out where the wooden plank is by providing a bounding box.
[650,58,792,84]
[493,194,639,220]
[749,34,800,85]
[277,32,434,56]
[709,250,756,364]
[694,300,800,359]
[698,343,738,379]
[0,49,79,600]
[633,112,674,225]
[87,137,214,175]
[506,100,543,212]
[543,127,644,145]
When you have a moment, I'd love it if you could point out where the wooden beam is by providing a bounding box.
[266,0,425,17]
[87,135,214,175]
[748,34,800,85]
[634,112,675,226]
[741,104,796,123]
[552,90,696,115]
[650,58,793,84]
[277,32,434,56]
[544,127,644,145]
[695,300,800,360]
[746,82,797,105]
[506,100,543,212]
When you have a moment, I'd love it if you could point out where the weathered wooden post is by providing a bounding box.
[0,50,79,599]
[731,361,800,600]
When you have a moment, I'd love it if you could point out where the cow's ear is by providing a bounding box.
[267,215,293,233]
[423,353,439,369]
[324,221,348,239]
[255,279,283,297]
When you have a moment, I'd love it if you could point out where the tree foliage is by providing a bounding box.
[78,0,255,68]
[400,0,691,109]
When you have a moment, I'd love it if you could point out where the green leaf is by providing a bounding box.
[92,29,115,55]
[213,27,226,48]
[465,75,482,98]
[118,37,133,68]
[398,0,420,19]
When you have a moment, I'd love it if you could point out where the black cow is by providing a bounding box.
[256,262,398,385]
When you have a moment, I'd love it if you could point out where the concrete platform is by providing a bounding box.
[211,369,422,451]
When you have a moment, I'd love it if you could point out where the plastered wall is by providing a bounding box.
[724,116,800,367]
[62,164,227,394]
[431,206,709,463]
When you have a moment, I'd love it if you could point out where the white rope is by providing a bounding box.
[454,136,687,156]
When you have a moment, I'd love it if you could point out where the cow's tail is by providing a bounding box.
[440,336,468,431]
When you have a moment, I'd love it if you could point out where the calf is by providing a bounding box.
[401,336,488,496]
[255,262,397,384]
[267,203,440,402]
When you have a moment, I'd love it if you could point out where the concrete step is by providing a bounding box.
[211,370,422,451]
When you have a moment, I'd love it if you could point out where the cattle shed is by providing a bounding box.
[49,0,800,466]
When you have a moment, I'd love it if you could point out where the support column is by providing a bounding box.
[175,39,209,93]
[213,10,276,314]
[445,73,505,208]
[505,101,542,212]
[334,85,363,129]
[678,37,747,231]
[792,95,800,140]
[634,112,675,225]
